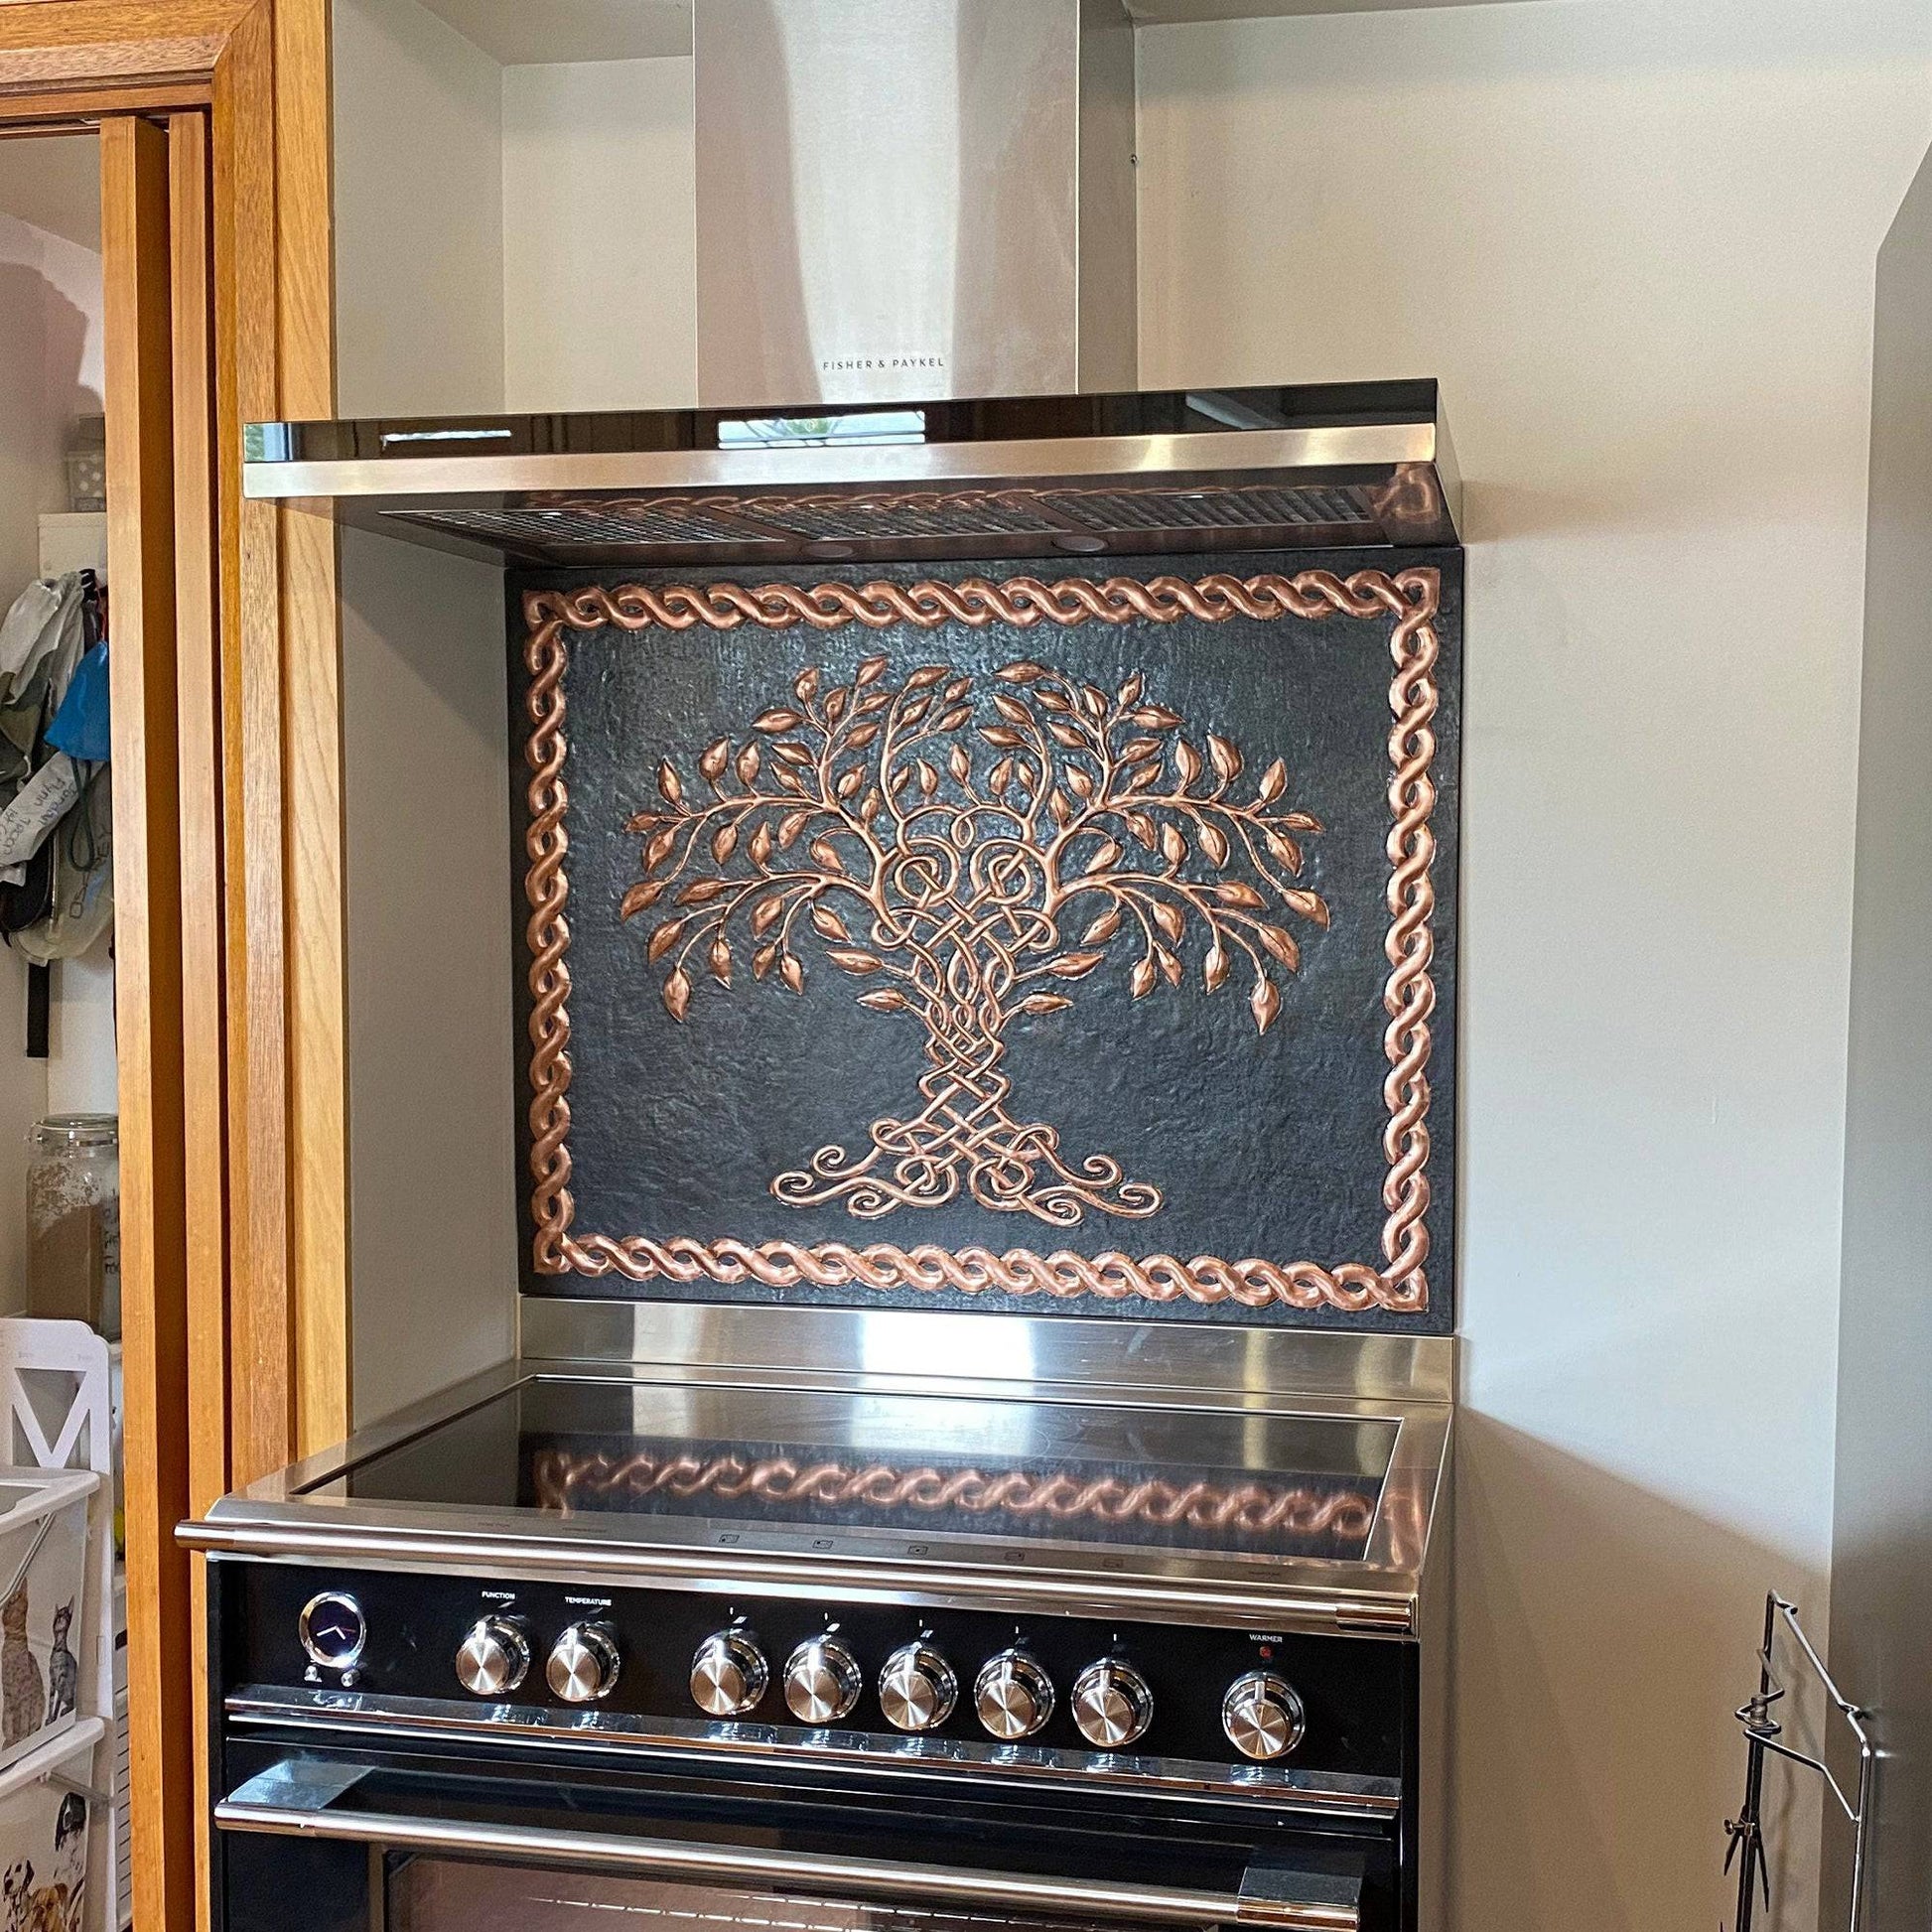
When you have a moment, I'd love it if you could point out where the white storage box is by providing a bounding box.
[0,1751,91,1930]
[0,1469,96,1774]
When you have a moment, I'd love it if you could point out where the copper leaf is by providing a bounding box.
[620,879,666,919]
[1250,975,1281,1035]
[662,968,692,1022]
[1047,948,1108,981]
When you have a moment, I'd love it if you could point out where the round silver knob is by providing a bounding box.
[973,1649,1054,1740]
[1071,1659,1154,1749]
[455,1616,530,1698]
[878,1642,957,1733]
[691,1629,768,1718]
[547,1622,621,1704]
[784,1636,863,1725]
[1222,1670,1307,1761]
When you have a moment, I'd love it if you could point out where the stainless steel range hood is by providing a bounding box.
[243,384,1460,566]
[248,0,1459,565]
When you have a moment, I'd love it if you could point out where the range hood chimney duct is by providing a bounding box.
[694,0,1138,409]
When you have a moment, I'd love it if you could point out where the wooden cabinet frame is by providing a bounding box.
[1,6,347,1928]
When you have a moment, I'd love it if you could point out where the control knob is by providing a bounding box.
[691,1628,768,1718]
[1222,1670,1307,1761]
[973,1648,1054,1740]
[1071,1659,1154,1749]
[784,1635,863,1725]
[455,1615,530,1698]
[878,1642,957,1733]
[547,1622,621,1704]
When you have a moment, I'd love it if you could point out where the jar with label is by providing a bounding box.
[26,1114,119,1338]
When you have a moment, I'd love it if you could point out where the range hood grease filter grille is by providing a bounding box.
[387,481,1384,558]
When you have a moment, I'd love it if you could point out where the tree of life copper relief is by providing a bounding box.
[518,565,1453,1324]
[621,657,1330,1227]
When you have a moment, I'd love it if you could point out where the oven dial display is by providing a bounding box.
[298,1590,367,1672]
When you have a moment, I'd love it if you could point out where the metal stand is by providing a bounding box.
[1725,1592,1874,1932]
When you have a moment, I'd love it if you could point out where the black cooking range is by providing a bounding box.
[188,1308,1451,1932]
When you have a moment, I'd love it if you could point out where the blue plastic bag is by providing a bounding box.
[46,640,109,763]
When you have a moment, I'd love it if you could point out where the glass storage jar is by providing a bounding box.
[26,1114,119,1338]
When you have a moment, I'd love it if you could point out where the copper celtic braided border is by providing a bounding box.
[522,567,1442,1313]
[530,1448,1378,1543]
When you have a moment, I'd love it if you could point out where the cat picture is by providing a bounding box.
[43,1606,74,1726]
[0,1590,44,1749]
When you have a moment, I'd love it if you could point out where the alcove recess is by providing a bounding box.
[326,0,1468,1421]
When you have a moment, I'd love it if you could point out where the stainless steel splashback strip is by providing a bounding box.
[222,1686,1403,1819]
[518,1300,1456,1406]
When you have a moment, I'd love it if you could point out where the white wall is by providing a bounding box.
[0,167,113,1312]
[336,0,519,1422]
[1136,5,1932,1927]
[1825,144,1932,1932]
[503,58,697,411]
[340,529,518,1426]
[335,0,505,416]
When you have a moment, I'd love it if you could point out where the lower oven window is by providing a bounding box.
[390,1861,1189,1932]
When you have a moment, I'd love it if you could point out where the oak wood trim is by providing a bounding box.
[171,109,227,1932]
[0,79,212,119]
[0,1,249,84]
[274,0,349,1457]
[102,107,197,1932]
[173,103,228,1528]
[213,0,297,1488]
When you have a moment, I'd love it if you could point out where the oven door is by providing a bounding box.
[212,1747,1371,1932]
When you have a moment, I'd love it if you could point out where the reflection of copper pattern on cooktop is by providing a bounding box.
[530,1448,1377,1542]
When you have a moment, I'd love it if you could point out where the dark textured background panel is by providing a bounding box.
[510,549,1460,1330]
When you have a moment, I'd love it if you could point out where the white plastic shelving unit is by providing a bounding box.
[0,1319,121,1932]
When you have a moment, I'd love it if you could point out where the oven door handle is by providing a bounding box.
[214,1761,1360,1931]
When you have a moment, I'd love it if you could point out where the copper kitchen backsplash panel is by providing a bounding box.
[507,551,1461,1330]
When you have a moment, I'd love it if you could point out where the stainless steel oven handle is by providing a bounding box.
[213,1785,1358,1931]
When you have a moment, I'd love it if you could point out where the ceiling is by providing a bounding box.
[416,0,1544,66]
[0,133,99,251]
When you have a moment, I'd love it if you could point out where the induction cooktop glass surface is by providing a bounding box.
[307,1379,1398,1563]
